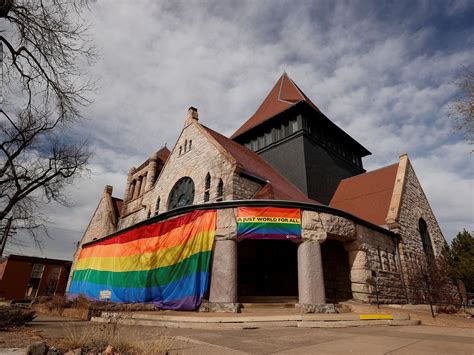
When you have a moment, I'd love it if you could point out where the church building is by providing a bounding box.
[68,74,447,312]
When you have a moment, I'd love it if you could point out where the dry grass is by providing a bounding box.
[0,305,36,330]
[63,323,171,354]
[71,294,92,310]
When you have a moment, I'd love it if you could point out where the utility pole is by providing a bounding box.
[0,217,13,257]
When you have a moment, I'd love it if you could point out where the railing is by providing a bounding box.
[325,278,474,317]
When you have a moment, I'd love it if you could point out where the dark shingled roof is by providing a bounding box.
[203,125,321,205]
[231,73,321,139]
[329,163,399,226]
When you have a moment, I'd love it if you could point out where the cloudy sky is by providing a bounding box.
[5,0,474,260]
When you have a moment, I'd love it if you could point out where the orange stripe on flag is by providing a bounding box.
[78,212,215,260]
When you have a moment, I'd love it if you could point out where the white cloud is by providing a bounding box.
[6,0,473,258]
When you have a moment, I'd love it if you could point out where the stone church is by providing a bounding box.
[69,73,446,311]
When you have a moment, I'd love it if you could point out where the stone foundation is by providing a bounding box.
[199,301,240,313]
[296,303,337,314]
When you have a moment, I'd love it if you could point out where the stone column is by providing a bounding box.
[345,243,372,302]
[133,177,141,199]
[298,241,325,302]
[208,239,239,312]
[123,167,136,202]
[140,174,147,195]
[145,153,159,190]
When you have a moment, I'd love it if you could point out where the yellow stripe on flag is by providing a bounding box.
[75,231,214,272]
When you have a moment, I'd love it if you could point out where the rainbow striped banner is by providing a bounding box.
[236,207,301,240]
[68,210,216,310]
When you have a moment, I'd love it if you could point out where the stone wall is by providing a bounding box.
[67,186,119,291]
[119,120,237,229]
[119,119,265,230]
[342,224,405,304]
[77,187,118,247]
[301,211,405,304]
[394,161,447,290]
[232,173,262,200]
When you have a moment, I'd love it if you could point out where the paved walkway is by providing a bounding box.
[165,324,474,354]
[1,315,473,354]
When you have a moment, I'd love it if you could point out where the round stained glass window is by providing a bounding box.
[168,177,195,210]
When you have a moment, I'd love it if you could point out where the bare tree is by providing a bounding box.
[450,68,474,146]
[0,0,95,241]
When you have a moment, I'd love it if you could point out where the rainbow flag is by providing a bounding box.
[236,207,301,240]
[68,210,216,310]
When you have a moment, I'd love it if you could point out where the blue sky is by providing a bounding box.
[5,0,473,259]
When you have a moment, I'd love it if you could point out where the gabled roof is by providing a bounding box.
[329,163,399,226]
[135,147,170,172]
[203,125,320,205]
[157,146,171,162]
[111,197,123,219]
[231,73,321,139]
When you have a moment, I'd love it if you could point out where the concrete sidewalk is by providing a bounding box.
[167,324,474,354]
[1,315,472,354]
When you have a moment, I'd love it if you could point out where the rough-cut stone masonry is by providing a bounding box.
[67,186,119,290]
[118,117,263,230]
[69,111,446,308]
[394,161,446,281]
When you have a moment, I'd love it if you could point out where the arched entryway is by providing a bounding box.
[321,239,352,302]
[238,239,298,302]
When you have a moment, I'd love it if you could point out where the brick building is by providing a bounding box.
[69,74,447,310]
[0,254,71,301]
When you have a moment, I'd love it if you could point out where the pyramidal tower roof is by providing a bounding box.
[231,73,321,139]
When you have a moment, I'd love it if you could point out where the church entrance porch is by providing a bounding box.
[321,239,352,303]
[237,239,298,302]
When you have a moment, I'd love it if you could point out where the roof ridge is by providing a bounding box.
[278,73,304,105]
[339,163,399,183]
[287,75,305,101]
[231,73,320,139]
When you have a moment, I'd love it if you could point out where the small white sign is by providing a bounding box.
[99,290,111,300]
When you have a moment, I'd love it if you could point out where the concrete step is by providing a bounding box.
[92,311,415,329]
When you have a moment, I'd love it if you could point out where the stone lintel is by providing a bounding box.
[302,211,356,242]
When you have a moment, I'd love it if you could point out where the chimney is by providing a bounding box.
[185,106,199,126]
[103,185,113,196]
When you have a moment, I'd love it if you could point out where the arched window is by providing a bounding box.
[205,173,211,190]
[189,140,192,150]
[419,218,434,260]
[216,179,224,201]
[204,173,211,202]
[155,197,161,215]
[168,177,195,210]
[179,146,182,155]
[184,140,188,152]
